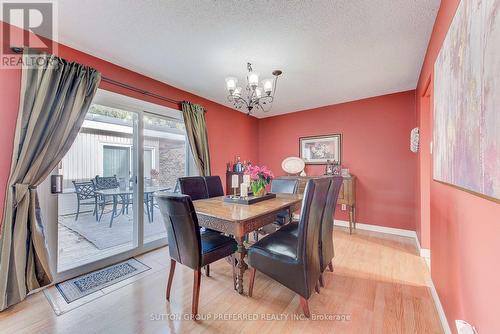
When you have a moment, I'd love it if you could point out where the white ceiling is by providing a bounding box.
[43,1,439,117]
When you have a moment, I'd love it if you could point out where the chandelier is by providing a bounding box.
[225,63,282,115]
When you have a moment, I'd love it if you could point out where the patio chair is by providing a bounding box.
[94,175,120,189]
[94,175,159,224]
[93,175,125,222]
[72,181,98,221]
[124,176,158,223]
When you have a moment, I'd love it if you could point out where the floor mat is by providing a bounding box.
[55,258,151,303]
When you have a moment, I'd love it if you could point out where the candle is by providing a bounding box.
[240,183,248,197]
[231,175,239,188]
[243,174,250,185]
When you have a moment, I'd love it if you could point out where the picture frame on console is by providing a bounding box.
[299,134,342,165]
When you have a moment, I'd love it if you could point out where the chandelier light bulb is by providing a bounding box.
[225,77,237,93]
[248,72,259,88]
[262,79,273,95]
[255,87,262,98]
[233,87,242,97]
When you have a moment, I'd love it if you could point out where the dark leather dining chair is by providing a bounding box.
[156,194,237,318]
[204,176,225,198]
[278,177,343,287]
[177,176,209,200]
[271,178,299,224]
[178,176,221,243]
[247,178,330,317]
[318,176,343,285]
[254,178,299,241]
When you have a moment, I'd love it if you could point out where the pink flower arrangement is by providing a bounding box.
[245,165,274,196]
[246,165,274,181]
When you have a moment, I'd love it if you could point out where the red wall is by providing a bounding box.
[416,1,500,333]
[258,91,417,230]
[0,22,259,225]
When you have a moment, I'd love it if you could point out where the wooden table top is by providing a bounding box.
[193,193,302,223]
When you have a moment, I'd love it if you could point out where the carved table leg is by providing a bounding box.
[235,236,248,294]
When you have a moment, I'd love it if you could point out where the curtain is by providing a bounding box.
[181,102,211,176]
[0,50,101,311]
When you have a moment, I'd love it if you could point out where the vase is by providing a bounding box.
[251,182,267,197]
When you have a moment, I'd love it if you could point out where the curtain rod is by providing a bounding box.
[100,77,183,106]
[11,47,207,111]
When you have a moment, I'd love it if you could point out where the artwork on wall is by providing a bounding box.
[433,0,500,201]
[299,134,342,165]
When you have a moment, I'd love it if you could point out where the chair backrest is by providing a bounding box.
[320,176,343,271]
[178,176,209,200]
[72,181,95,200]
[296,178,331,298]
[204,176,225,198]
[94,175,120,189]
[156,194,202,269]
[271,178,299,194]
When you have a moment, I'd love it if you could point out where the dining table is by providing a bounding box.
[192,193,303,294]
[95,185,171,227]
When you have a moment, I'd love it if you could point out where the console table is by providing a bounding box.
[278,175,357,234]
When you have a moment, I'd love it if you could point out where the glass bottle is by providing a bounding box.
[235,156,242,173]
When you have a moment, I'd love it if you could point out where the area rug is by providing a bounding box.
[56,258,151,303]
[59,208,166,250]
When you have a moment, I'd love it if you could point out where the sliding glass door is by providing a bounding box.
[56,103,140,273]
[45,89,190,282]
[142,113,189,243]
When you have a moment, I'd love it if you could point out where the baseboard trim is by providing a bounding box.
[428,275,452,334]
[420,248,431,258]
[414,233,431,259]
[333,220,417,238]
[334,219,448,333]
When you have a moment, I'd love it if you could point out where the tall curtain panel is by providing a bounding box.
[0,50,101,310]
[182,102,211,176]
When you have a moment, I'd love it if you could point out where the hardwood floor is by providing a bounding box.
[0,227,443,334]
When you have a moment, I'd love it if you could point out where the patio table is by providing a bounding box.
[95,186,170,227]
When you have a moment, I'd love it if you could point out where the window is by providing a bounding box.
[101,145,155,180]
[103,145,131,180]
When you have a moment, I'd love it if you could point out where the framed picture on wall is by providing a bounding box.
[299,134,342,165]
[433,0,500,202]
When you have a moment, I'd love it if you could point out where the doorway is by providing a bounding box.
[40,89,193,282]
